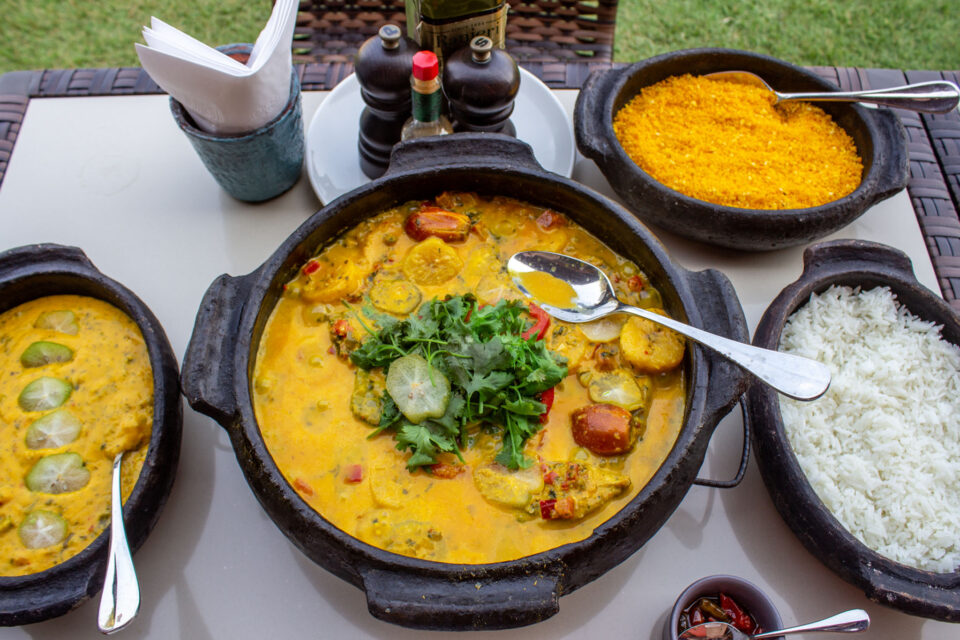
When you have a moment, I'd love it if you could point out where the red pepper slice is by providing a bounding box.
[303,259,320,275]
[539,499,558,519]
[522,303,550,340]
[344,464,363,483]
[538,387,555,424]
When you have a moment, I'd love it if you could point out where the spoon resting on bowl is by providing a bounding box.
[678,608,870,640]
[97,451,140,634]
[507,251,831,401]
[704,70,960,113]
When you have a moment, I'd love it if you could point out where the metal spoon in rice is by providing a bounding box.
[704,71,959,113]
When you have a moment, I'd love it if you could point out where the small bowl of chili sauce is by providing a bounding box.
[664,575,783,640]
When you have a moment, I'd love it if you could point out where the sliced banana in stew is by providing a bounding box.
[33,310,79,335]
[20,341,75,368]
[369,279,422,315]
[18,376,73,411]
[18,510,68,549]
[25,409,82,449]
[25,452,91,493]
[402,237,463,286]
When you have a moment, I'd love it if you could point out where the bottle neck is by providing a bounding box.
[411,76,442,123]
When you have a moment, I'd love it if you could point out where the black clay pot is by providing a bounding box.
[746,239,960,621]
[181,133,751,630]
[0,244,182,626]
[575,48,909,251]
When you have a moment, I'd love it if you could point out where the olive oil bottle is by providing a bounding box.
[405,0,507,68]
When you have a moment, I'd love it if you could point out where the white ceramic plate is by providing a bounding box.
[306,68,575,204]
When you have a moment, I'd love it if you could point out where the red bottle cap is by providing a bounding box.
[412,50,439,81]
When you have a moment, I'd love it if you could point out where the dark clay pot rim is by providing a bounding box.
[574,48,908,250]
[0,244,182,626]
[182,134,751,629]
[746,239,960,621]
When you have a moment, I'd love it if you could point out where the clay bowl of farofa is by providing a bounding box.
[746,239,960,621]
[574,48,909,251]
[0,244,182,626]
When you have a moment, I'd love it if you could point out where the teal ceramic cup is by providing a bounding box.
[169,44,304,202]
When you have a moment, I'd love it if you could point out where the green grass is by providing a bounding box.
[614,0,959,70]
[0,0,956,74]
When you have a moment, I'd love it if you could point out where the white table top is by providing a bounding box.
[0,89,953,640]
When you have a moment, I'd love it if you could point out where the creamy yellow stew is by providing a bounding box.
[254,192,686,564]
[0,295,152,576]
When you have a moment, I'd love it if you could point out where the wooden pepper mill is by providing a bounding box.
[442,35,520,136]
[355,24,418,178]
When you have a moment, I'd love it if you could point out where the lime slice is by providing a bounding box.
[18,377,73,411]
[20,341,75,368]
[34,310,79,335]
[385,354,450,424]
[25,409,82,449]
[18,510,68,549]
[25,452,91,493]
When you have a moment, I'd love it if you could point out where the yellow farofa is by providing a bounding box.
[613,74,863,210]
[0,296,153,576]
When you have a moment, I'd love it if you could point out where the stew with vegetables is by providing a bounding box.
[0,296,153,576]
[253,192,687,563]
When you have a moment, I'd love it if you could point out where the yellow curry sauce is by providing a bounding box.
[0,295,152,576]
[253,193,686,563]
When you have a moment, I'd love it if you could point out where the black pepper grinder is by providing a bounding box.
[442,35,520,136]
[355,24,418,178]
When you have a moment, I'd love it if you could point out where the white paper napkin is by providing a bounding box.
[135,0,298,135]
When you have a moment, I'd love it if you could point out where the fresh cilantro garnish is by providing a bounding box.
[349,295,567,470]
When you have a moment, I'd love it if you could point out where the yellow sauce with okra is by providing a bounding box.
[254,192,687,564]
[0,295,152,576]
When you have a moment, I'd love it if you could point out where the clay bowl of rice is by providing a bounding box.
[574,48,909,251]
[745,239,960,621]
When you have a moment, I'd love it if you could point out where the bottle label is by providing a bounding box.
[408,2,507,67]
[412,88,442,123]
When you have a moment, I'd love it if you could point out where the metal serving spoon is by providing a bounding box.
[705,70,960,113]
[507,251,831,401]
[678,608,870,640]
[97,451,140,634]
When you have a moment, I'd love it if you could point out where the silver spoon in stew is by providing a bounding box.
[704,71,959,113]
[507,251,831,401]
[97,451,140,634]
[678,608,870,640]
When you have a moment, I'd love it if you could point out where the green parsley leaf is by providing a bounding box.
[349,295,567,469]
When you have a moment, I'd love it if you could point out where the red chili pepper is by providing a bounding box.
[543,469,559,485]
[344,464,363,484]
[627,275,645,291]
[539,499,557,519]
[522,303,550,340]
[539,387,555,424]
[303,260,320,275]
[332,318,351,338]
[293,477,314,496]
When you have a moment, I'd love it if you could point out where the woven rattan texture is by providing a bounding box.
[293,0,619,64]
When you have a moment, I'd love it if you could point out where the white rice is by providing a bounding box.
[779,285,960,572]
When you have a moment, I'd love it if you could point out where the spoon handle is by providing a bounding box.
[618,305,830,400]
[97,452,140,634]
[778,80,960,113]
[753,609,870,639]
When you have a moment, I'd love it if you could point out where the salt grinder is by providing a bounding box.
[355,24,417,178]
[442,35,520,136]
